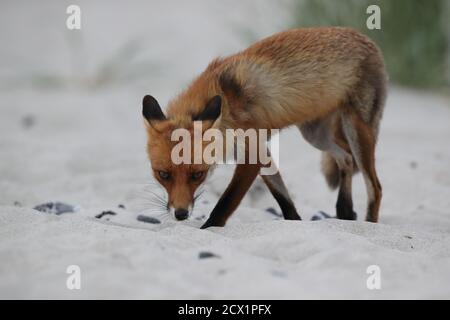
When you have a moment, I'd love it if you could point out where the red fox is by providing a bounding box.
[142,27,387,228]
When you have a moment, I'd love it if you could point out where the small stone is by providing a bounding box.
[95,211,117,219]
[410,161,418,169]
[137,214,161,224]
[118,204,126,209]
[34,202,76,215]
[198,251,220,259]
[265,207,282,218]
[311,211,332,221]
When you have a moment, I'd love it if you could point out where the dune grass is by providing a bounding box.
[292,0,449,89]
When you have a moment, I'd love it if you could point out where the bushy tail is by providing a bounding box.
[321,152,340,190]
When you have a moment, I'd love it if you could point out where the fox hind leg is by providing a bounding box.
[325,141,357,220]
[299,115,357,220]
[341,111,382,223]
[332,151,357,221]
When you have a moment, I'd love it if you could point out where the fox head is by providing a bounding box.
[142,95,222,221]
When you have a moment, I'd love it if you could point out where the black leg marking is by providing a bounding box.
[261,172,301,221]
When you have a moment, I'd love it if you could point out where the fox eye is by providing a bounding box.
[157,171,171,180]
[190,171,205,181]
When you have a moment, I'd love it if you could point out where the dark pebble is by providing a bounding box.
[265,207,282,218]
[118,204,126,209]
[199,251,220,259]
[137,214,161,224]
[34,202,75,215]
[95,211,117,219]
[311,211,332,221]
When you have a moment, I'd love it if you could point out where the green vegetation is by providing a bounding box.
[292,0,449,89]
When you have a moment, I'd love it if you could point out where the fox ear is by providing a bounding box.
[194,95,222,122]
[142,95,166,122]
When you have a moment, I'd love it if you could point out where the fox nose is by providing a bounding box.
[174,208,189,221]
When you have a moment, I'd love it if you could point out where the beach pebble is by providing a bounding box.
[137,214,161,224]
[265,207,282,218]
[198,251,220,259]
[34,202,77,215]
[95,211,117,219]
[311,211,332,221]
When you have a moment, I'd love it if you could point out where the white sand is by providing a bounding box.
[1,0,450,299]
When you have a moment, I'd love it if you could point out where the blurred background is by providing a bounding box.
[1,0,448,93]
[294,0,450,89]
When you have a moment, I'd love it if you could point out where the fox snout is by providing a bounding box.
[168,187,194,221]
[174,208,189,221]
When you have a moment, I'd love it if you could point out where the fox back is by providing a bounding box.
[166,27,386,134]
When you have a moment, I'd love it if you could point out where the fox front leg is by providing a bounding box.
[260,172,301,220]
[201,163,261,228]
